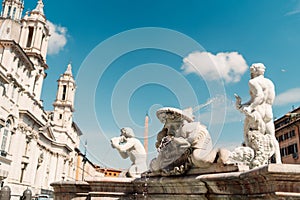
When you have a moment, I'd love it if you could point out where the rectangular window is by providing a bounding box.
[293,143,298,153]
[282,147,287,156]
[62,85,67,100]
[0,78,6,96]
[279,135,283,142]
[1,129,8,151]
[11,85,16,99]
[12,7,16,19]
[288,145,293,155]
[291,130,296,137]
[287,143,298,155]
[7,6,11,18]
[26,27,34,47]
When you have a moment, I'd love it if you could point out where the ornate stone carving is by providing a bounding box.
[149,107,216,176]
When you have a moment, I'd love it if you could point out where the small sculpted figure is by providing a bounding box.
[234,63,281,167]
[111,127,147,178]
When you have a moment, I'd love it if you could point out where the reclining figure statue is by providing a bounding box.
[149,107,228,176]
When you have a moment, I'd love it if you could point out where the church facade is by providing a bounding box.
[0,0,88,198]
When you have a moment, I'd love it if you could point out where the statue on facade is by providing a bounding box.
[149,107,223,176]
[111,127,147,178]
[233,63,281,168]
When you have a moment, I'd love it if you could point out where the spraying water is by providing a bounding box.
[193,97,218,113]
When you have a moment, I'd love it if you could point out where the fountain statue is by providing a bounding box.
[232,63,281,168]
[52,63,300,200]
[111,127,147,177]
[149,107,229,176]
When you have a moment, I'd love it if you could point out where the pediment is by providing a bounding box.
[39,125,55,141]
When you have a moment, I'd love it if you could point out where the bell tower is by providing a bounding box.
[1,0,24,20]
[19,0,50,61]
[52,64,76,129]
[0,0,24,41]
[17,0,50,100]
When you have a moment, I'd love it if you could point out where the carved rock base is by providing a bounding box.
[52,164,300,199]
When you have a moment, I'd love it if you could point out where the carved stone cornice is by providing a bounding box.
[0,40,34,70]
[17,123,38,140]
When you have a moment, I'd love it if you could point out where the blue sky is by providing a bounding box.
[12,0,300,169]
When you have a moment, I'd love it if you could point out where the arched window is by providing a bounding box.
[0,119,11,155]
[0,79,6,96]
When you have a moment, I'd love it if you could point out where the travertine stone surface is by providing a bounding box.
[52,164,300,200]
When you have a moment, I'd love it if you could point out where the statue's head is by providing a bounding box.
[250,63,265,78]
[156,107,194,124]
[120,127,135,138]
[156,107,194,137]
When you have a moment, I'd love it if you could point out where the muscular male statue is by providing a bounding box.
[237,63,281,164]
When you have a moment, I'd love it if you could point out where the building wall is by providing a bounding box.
[0,0,96,199]
[275,107,300,164]
[97,168,122,177]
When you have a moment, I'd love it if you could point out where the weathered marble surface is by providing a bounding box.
[51,164,300,200]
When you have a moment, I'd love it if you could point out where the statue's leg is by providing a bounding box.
[243,117,250,146]
[128,164,140,178]
[135,157,148,175]
[190,149,217,168]
[262,105,282,164]
[265,121,282,164]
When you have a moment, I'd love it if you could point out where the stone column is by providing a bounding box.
[55,155,64,181]
[8,127,25,182]
[33,148,44,188]
[48,152,57,188]
[22,138,39,186]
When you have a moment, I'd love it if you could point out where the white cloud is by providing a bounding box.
[286,10,300,16]
[181,51,248,83]
[286,2,300,16]
[47,21,67,55]
[274,88,300,106]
